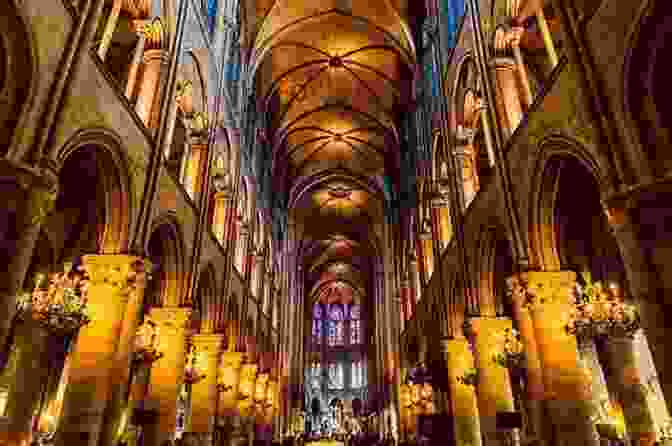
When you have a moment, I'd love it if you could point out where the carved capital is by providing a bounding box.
[507,271,577,310]
[81,255,147,297]
[149,307,192,336]
[192,333,224,356]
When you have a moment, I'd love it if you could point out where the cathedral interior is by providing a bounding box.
[1,0,672,446]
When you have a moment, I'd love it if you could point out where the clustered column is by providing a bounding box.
[508,271,598,446]
[54,255,147,446]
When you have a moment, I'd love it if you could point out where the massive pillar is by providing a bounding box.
[143,307,192,446]
[0,319,53,446]
[604,336,656,446]
[99,259,150,446]
[189,333,224,445]
[506,276,547,446]
[54,255,146,446]
[509,271,598,446]
[442,338,482,446]
[466,317,516,446]
[0,162,57,358]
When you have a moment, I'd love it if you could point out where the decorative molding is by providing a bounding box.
[82,255,147,297]
[507,271,577,310]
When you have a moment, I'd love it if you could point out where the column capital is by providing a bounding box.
[463,316,513,338]
[506,271,577,309]
[192,333,225,349]
[82,254,148,297]
[149,306,192,335]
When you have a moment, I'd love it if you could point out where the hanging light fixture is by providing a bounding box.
[566,280,640,339]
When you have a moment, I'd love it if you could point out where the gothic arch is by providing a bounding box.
[623,0,672,178]
[146,213,187,307]
[529,135,609,272]
[55,128,134,255]
[0,1,37,156]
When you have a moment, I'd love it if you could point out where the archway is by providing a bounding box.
[146,216,185,308]
[626,0,672,176]
[0,2,33,154]
[539,153,669,443]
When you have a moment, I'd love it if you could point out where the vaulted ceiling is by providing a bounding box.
[248,0,417,306]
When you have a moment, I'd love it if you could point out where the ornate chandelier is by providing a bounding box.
[16,267,93,335]
[566,281,640,339]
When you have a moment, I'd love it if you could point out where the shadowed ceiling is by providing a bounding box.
[249,0,417,306]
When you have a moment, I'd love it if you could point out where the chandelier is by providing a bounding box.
[492,328,525,369]
[184,343,207,384]
[566,281,640,339]
[133,318,163,364]
[17,267,93,335]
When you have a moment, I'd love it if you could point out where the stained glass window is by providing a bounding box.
[329,362,344,389]
[350,304,360,320]
[207,0,218,35]
[328,320,337,346]
[351,361,366,388]
[313,303,323,319]
[312,319,322,342]
[335,320,344,345]
[350,320,361,345]
[329,304,344,320]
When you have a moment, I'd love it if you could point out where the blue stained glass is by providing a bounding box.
[207,0,218,34]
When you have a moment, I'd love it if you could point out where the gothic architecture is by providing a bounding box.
[0,0,671,446]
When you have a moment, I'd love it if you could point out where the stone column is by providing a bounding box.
[97,0,122,61]
[419,229,434,280]
[54,255,145,446]
[135,49,169,128]
[143,307,192,446]
[189,334,224,444]
[515,271,599,446]
[98,258,150,446]
[506,274,547,446]
[185,141,208,202]
[466,317,516,446]
[212,190,233,244]
[237,363,258,446]
[490,57,524,139]
[603,199,672,412]
[442,338,482,446]
[125,21,148,100]
[0,319,52,446]
[0,162,57,358]
[603,336,656,446]
[576,337,610,426]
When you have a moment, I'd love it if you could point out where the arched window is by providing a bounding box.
[351,360,366,389]
[328,304,345,346]
[328,362,344,389]
[312,303,323,344]
[350,304,362,345]
[207,0,218,35]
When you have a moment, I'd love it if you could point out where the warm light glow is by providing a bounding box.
[255,373,270,404]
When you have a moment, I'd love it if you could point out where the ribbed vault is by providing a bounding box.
[250,0,417,378]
